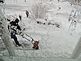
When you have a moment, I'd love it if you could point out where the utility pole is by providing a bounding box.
[0,4,15,56]
[71,37,81,59]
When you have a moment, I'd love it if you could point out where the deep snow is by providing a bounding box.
[0,0,81,58]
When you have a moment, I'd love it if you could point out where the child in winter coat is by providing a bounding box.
[8,18,22,46]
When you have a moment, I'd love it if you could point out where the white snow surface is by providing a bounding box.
[0,0,81,58]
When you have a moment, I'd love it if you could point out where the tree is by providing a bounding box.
[31,2,48,19]
[0,7,15,56]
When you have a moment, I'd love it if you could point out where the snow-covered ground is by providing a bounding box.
[0,0,81,58]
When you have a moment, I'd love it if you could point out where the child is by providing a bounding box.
[8,18,22,46]
[26,10,29,18]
